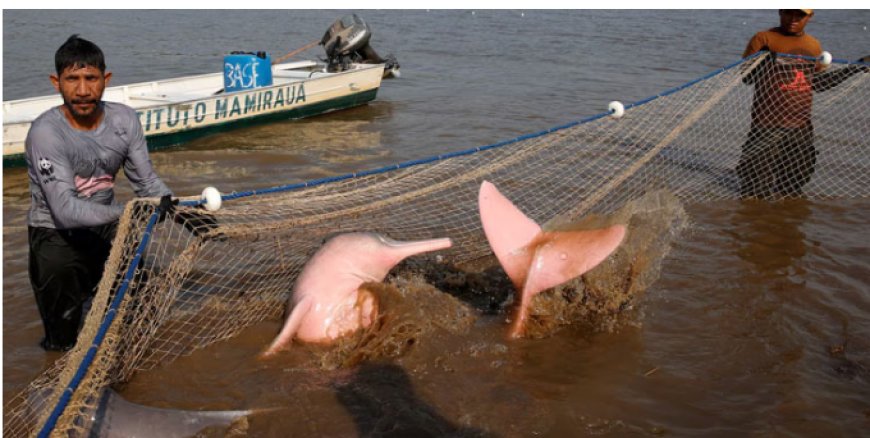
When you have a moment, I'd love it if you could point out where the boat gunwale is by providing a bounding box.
[2,62,385,122]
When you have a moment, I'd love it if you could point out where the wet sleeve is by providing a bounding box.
[122,110,173,198]
[26,124,124,228]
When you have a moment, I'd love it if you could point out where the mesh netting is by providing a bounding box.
[5,53,869,437]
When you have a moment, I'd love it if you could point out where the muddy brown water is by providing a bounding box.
[4,9,870,437]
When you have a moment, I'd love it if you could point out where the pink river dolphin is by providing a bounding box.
[90,389,258,437]
[28,387,261,438]
[263,232,452,356]
[478,181,626,338]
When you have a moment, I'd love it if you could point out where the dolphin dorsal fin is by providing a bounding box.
[478,180,542,288]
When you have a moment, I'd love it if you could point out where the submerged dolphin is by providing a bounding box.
[28,388,257,438]
[263,232,452,356]
[478,181,626,338]
[90,389,257,437]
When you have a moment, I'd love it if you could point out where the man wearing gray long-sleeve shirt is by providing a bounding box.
[26,35,173,351]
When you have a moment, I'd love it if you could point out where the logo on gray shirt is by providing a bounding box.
[38,158,53,176]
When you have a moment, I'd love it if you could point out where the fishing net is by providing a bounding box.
[5,52,869,437]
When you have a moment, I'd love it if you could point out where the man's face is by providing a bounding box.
[50,64,112,120]
[779,10,812,35]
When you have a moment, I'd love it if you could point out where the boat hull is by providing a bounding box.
[3,62,383,168]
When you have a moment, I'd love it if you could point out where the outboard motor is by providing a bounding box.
[320,14,400,78]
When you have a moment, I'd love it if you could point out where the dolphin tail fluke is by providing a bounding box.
[478,180,542,288]
[261,297,312,358]
[508,225,627,338]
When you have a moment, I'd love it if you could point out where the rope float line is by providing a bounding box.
[37,212,160,438]
[181,53,776,209]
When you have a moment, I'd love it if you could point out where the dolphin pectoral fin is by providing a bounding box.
[479,181,542,287]
[261,297,313,358]
[356,285,379,329]
[508,224,627,338]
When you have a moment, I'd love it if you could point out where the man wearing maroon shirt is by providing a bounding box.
[737,9,869,198]
[737,9,821,198]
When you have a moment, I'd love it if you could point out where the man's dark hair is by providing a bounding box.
[55,34,106,75]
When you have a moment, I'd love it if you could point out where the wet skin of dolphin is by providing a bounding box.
[89,389,258,438]
[27,388,256,438]
[477,181,626,338]
[263,232,453,356]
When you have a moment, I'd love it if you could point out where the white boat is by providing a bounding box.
[2,60,384,167]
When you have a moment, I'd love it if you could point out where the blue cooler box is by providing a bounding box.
[223,52,273,93]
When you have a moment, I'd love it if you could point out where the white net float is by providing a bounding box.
[608,101,625,118]
[201,186,222,211]
[820,51,832,66]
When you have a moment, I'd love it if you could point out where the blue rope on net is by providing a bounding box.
[178,54,768,209]
[37,212,160,438]
[191,50,868,210]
